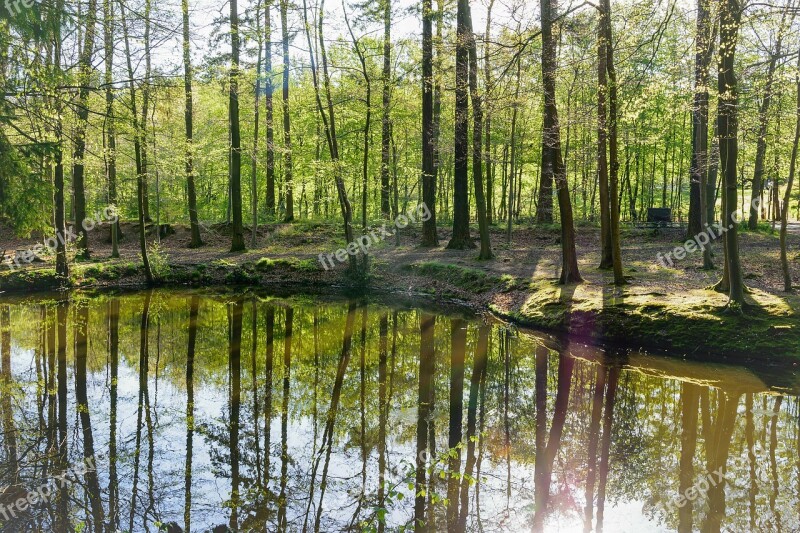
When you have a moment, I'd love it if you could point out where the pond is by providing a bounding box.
[0,290,798,532]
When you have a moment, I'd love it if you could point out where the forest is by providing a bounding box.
[2,0,800,341]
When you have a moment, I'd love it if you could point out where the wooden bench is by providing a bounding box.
[634,208,683,230]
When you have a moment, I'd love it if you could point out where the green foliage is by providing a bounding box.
[148,242,171,280]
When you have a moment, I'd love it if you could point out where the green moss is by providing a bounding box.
[404,261,503,294]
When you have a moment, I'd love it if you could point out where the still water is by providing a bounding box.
[0,290,798,532]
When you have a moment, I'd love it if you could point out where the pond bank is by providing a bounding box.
[2,247,798,364]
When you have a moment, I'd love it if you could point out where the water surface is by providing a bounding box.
[0,290,798,532]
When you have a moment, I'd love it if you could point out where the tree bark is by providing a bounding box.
[230,0,246,251]
[718,0,745,307]
[421,0,439,246]
[71,0,98,259]
[465,0,492,258]
[380,0,392,218]
[103,0,120,258]
[541,0,582,284]
[265,1,276,216]
[749,8,790,230]
[119,0,154,282]
[182,0,203,248]
[280,0,294,222]
[780,50,800,292]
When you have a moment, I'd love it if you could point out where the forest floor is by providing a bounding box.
[2,219,800,362]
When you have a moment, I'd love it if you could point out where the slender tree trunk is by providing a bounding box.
[303,0,357,267]
[597,3,612,269]
[119,0,154,282]
[447,0,474,250]
[344,5,371,231]
[780,49,800,292]
[71,0,98,259]
[749,8,790,229]
[421,0,439,246]
[182,0,203,248]
[250,1,264,247]
[464,0,492,258]
[541,0,582,284]
[280,0,294,222]
[103,0,120,258]
[718,0,745,307]
[380,0,392,218]
[507,59,521,244]
[602,0,625,284]
[484,1,495,226]
[265,1,276,216]
[230,0,246,251]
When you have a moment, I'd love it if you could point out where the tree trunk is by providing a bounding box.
[421,0,439,246]
[465,0,492,258]
[718,0,745,307]
[303,0,357,268]
[602,0,625,284]
[71,0,98,259]
[103,0,120,258]
[597,3,612,269]
[541,0,582,284]
[182,0,203,248]
[780,50,800,292]
[280,0,294,222]
[119,0,154,282]
[250,0,263,248]
[229,0,246,251]
[749,8,790,230]
[380,0,392,218]
[344,5,371,231]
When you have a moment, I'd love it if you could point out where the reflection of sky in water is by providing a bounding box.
[0,293,798,532]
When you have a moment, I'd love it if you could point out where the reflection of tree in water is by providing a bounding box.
[1,292,800,532]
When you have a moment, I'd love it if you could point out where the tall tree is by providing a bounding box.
[465,0,492,259]
[103,0,119,258]
[380,0,392,219]
[447,0,475,250]
[302,0,357,268]
[780,49,800,292]
[280,0,294,222]
[597,1,612,269]
[230,0,246,251]
[251,0,263,248]
[718,0,745,307]
[182,0,203,247]
[540,0,582,284]
[119,0,154,282]
[265,0,276,216]
[71,0,98,259]
[749,7,791,230]
[601,0,625,284]
[421,0,439,246]
[51,2,69,280]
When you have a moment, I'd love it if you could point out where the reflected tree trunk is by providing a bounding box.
[265,306,275,493]
[377,312,389,533]
[678,383,700,533]
[457,323,490,530]
[596,366,620,533]
[0,306,17,486]
[56,301,69,531]
[415,313,436,531]
[447,318,467,530]
[306,303,357,532]
[746,393,757,530]
[277,307,293,531]
[533,348,576,531]
[583,365,607,533]
[251,300,262,492]
[129,291,152,532]
[704,392,741,533]
[74,302,105,532]
[185,295,199,532]
[229,299,243,529]
[109,299,120,530]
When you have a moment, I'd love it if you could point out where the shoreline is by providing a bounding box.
[2,249,798,365]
